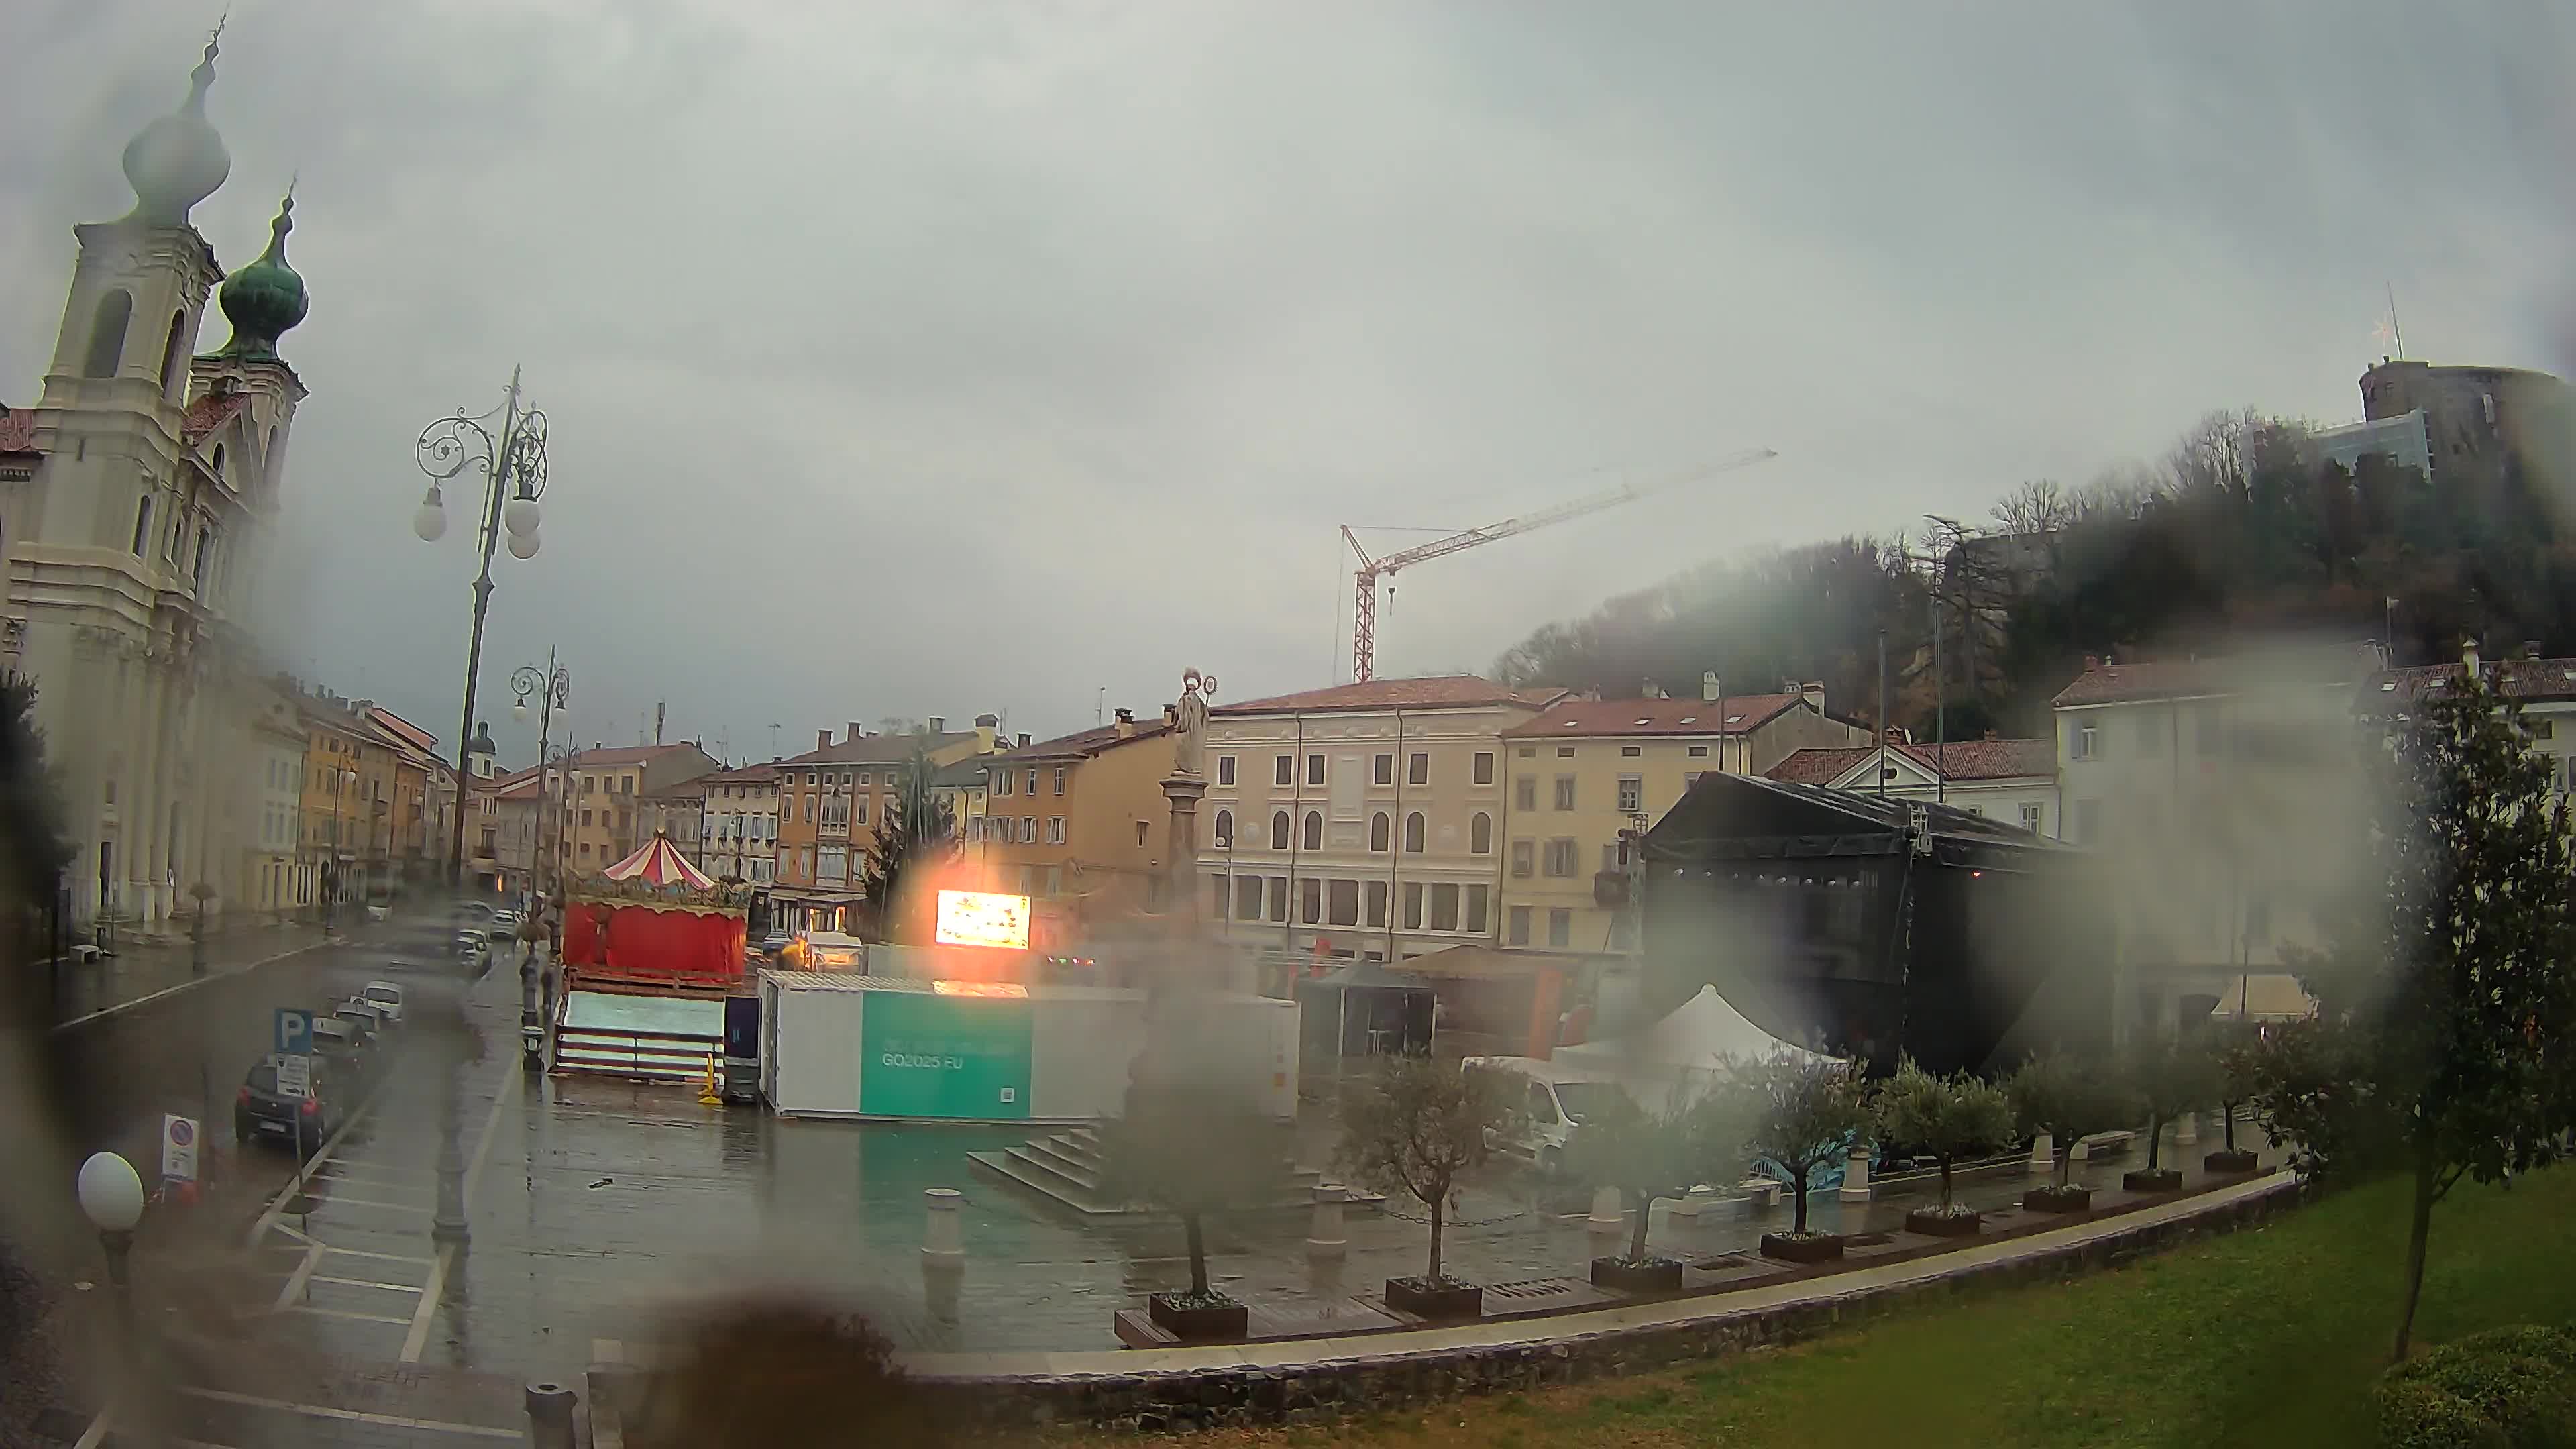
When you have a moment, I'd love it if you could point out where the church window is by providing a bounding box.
[83,290,133,378]
[158,311,187,397]
[129,496,153,556]
[193,527,212,582]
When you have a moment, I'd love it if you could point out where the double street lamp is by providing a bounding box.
[513,653,570,1071]
[413,366,551,894]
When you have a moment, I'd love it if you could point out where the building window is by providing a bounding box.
[1271,811,1290,849]
[1511,839,1534,877]
[83,289,133,378]
[1300,877,1322,924]
[1306,753,1325,786]
[1548,908,1572,948]
[1403,812,1425,853]
[1328,879,1359,926]
[1688,744,1709,757]
[129,495,153,555]
[1470,812,1492,854]
[997,771,1014,797]
[1371,753,1393,786]
[1046,816,1065,844]
[817,847,846,883]
[1025,769,1039,795]
[1212,876,1230,919]
[1429,883,1459,932]
[1268,877,1289,922]
[1544,838,1578,877]
[1275,754,1294,786]
[1554,775,1576,810]
[1020,816,1036,843]
[1053,767,1066,794]
[1465,751,1493,785]
[1235,874,1261,920]
[1370,812,1390,852]
[1408,752,1429,786]
[2069,722,2098,761]
[2020,802,2045,833]
[1364,879,1388,927]
[1514,776,1536,811]
[580,809,592,827]
[854,798,871,826]
[1508,905,1532,945]
[1403,881,1424,929]
[1464,884,1488,934]
[1214,808,1234,847]
[1303,810,1323,851]
[1617,775,1642,814]
[1217,755,1236,786]
[1557,746,1574,758]
[1620,745,1641,757]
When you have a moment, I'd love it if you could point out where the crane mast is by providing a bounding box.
[1343,449,1776,681]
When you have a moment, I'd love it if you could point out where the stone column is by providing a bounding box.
[920,1187,965,1324]
[1304,1181,1348,1258]
[2027,1132,2055,1177]
[1159,773,1207,923]
[1838,1144,1873,1203]
[1585,1185,1624,1257]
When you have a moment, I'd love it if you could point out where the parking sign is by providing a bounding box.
[274,1008,311,1057]
[272,1053,312,1101]
[161,1114,198,1182]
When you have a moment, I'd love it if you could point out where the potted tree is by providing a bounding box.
[1095,1046,1285,1341]
[1336,1055,1518,1320]
[2121,1033,2217,1193]
[1873,1055,2014,1237]
[1737,1053,1873,1263]
[1564,1089,1699,1293]
[2204,1020,2263,1174]
[2007,1052,2133,1213]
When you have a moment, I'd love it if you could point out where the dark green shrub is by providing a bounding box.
[2377,1325,2576,1448]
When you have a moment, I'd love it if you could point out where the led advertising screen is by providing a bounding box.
[935,889,1030,950]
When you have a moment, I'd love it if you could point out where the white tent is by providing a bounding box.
[1554,984,1827,1102]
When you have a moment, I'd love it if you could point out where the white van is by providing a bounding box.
[1462,1055,1630,1177]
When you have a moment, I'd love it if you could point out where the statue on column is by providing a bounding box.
[1172,668,1217,776]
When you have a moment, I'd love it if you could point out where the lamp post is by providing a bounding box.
[326,766,356,933]
[512,653,569,1072]
[76,1151,145,1341]
[413,366,551,896]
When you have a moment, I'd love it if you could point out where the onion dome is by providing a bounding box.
[120,33,231,227]
[213,191,309,360]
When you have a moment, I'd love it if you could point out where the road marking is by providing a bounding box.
[322,1245,435,1265]
[271,1244,322,1311]
[51,934,332,1032]
[305,1192,432,1213]
[402,1241,457,1362]
[177,1387,520,1439]
[312,1275,425,1294]
[72,1413,108,1449]
[288,1305,415,1326]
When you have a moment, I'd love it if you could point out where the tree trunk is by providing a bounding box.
[1937,1157,1955,1212]
[2392,1140,2438,1362]
[2055,1138,2073,1189]
[1184,1212,1210,1297]
[1426,1185,1447,1284]
[2147,1112,2164,1170]
[1791,1166,1811,1233]
[2222,1102,2238,1152]
[1627,1189,1652,1263]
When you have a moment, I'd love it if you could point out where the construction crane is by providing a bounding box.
[1340,447,1779,682]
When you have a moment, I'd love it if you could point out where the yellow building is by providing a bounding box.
[979,711,1175,949]
[557,742,720,881]
[1497,684,1870,955]
[769,718,996,932]
[293,689,398,906]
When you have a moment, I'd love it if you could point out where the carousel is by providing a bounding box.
[552,833,757,1084]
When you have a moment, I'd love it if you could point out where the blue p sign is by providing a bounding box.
[274,1008,311,1057]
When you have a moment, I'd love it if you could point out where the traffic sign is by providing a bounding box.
[274,1008,312,1057]
[272,1053,312,1101]
[161,1114,198,1182]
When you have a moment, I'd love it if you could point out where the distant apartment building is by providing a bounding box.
[1195,676,1566,962]
[771,718,998,932]
[698,763,781,885]
[1497,682,1871,957]
[557,743,720,880]
[1767,736,2059,837]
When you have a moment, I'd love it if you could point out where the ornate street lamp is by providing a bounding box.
[511,653,569,1072]
[413,366,550,894]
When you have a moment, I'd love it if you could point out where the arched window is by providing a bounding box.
[1404,812,1426,853]
[1470,812,1493,854]
[158,310,188,396]
[210,443,225,479]
[1212,808,1232,848]
[83,290,133,379]
[129,494,154,555]
[1302,810,1322,852]
[1370,812,1390,853]
[1270,810,1290,850]
[192,526,211,582]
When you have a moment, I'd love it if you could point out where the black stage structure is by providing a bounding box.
[1638,773,2109,1076]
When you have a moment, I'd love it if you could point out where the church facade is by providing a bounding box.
[1,34,313,929]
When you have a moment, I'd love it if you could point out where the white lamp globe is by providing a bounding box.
[76,1152,144,1232]
[503,495,541,538]
[412,484,447,543]
[506,529,539,561]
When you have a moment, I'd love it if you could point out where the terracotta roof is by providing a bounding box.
[0,407,36,456]
[567,743,706,768]
[2359,657,2576,710]
[484,767,543,801]
[991,720,1171,762]
[2053,643,2387,708]
[1502,694,1805,739]
[2049,659,2231,708]
[361,705,439,757]
[699,763,780,785]
[774,730,979,767]
[180,392,248,446]
[1767,737,2055,786]
[1214,674,1565,716]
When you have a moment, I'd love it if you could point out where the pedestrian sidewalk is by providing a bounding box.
[46,916,351,1027]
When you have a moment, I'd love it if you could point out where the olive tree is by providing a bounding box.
[2006,1052,2135,1191]
[2123,1033,2219,1173]
[1336,1055,1518,1288]
[1564,1089,1699,1266]
[1872,1055,2013,1215]
[1733,1053,1872,1236]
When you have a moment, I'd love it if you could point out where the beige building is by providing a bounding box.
[1495,686,1871,956]
[557,743,719,879]
[981,712,1175,949]
[698,763,781,885]
[772,718,998,932]
[1195,676,1567,961]
[1767,737,2059,837]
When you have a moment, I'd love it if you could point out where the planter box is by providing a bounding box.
[1589,1256,1686,1293]
[1383,1276,1483,1320]
[2122,1168,2183,1194]
[2023,1185,2094,1214]
[1904,1208,1983,1238]
[1145,1293,1248,1341]
[2203,1148,2261,1174]
[1758,1232,1846,1265]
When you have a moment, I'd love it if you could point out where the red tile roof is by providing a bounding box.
[0,407,36,456]
[1767,737,2055,786]
[2049,659,2230,707]
[2053,643,2387,707]
[181,392,248,446]
[700,763,781,784]
[991,720,1171,762]
[567,743,705,768]
[2359,657,2576,710]
[774,731,980,767]
[1501,694,1805,739]
[1214,674,1565,716]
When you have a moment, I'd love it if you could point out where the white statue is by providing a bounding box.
[1173,667,1217,776]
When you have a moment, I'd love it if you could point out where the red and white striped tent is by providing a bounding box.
[597,833,716,892]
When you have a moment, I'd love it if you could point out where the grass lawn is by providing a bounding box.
[1085,1167,2576,1448]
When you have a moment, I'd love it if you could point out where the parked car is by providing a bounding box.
[334,1000,389,1042]
[360,981,407,1025]
[235,1057,343,1149]
[309,1016,377,1090]
[1462,1055,1631,1177]
[492,910,523,930]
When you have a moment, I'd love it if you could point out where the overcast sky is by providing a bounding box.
[5,1,2571,764]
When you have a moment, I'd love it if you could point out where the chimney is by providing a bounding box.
[1702,671,1721,703]
[2463,637,2483,676]
[1800,680,1827,715]
[2084,654,2100,672]
[2524,640,2544,660]
[1016,733,1032,747]
[1641,678,1662,700]
[928,716,946,733]
[975,713,998,752]
[1884,724,1907,745]
[1114,707,1136,739]
[847,721,863,742]
[817,729,832,751]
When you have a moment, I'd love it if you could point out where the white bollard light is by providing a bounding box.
[1305,1181,1348,1258]
[2175,1110,2199,1146]
[1585,1185,1624,1251]
[1838,1144,1873,1203]
[921,1187,965,1266]
[2027,1132,2055,1178]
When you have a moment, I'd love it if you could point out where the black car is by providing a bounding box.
[309,1016,378,1090]
[329,1003,386,1054]
[235,1058,344,1149]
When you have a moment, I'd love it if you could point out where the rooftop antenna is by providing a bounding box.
[2379,282,2407,361]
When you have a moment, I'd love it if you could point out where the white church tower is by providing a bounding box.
[2,30,311,929]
